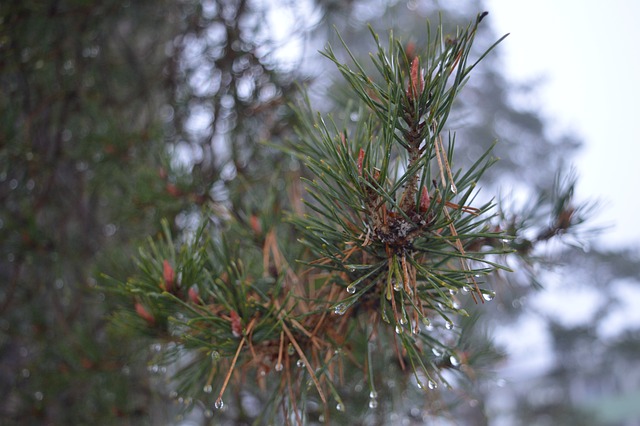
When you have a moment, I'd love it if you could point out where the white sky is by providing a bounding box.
[484,0,640,249]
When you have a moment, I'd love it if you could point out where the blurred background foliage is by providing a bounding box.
[1,0,638,425]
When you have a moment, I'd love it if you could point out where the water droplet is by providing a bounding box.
[210,351,220,360]
[449,288,457,295]
[421,317,430,327]
[445,321,454,330]
[203,384,213,393]
[399,316,407,325]
[349,112,360,122]
[395,325,402,334]
[369,398,378,408]
[432,348,442,356]
[416,380,424,389]
[275,362,283,372]
[214,399,224,410]
[483,291,495,301]
[346,285,356,294]
[336,402,345,412]
[393,280,401,291]
[34,391,43,401]
[296,359,305,368]
[450,183,457,194]
[449,355,460,367]
[334,303,347,315]
[428,380,438,390]
[369,391,377,399]
[287,344,295,355]
[461,285,471,293]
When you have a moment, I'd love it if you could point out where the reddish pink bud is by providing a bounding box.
[188,287,200,304]
[230,310,242,338]
[135,302,155,325]
[250,215,262,235]
[405,42,416,61]
[162,259,175,292]
[357,148,365,176]
[419,187,431,212]
[166,183,180,197]
[407,57,424,100]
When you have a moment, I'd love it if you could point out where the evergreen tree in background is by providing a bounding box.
[2,0,637,425]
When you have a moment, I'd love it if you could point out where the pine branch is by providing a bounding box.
[108,13,533,423]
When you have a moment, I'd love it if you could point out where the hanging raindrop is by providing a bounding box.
[395,325,403,334]
[275,362,283,372]
[346,285,356,294]
[214,399,224,410]
[336,402,345,412]
[449,355,460,367]
[482,291,495,301]
[296,359,305,368]
[428,380,438,390]
[369,398,378,408]
[203,384,213,393]
[445,321,454,330]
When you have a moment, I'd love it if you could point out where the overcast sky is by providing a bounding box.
[484,0,640,249]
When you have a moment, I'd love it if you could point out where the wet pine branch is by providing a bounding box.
[104,12,593,423]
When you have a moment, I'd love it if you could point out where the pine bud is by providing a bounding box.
[407,57,424,100]
[250,214,262,235]
[162,259,175,292]
[419,187,431,212]
[166,183,180,197]
[188,287,200,304]
[135,302,155,325]
[230,310,242,338]
[357,148,365,176]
